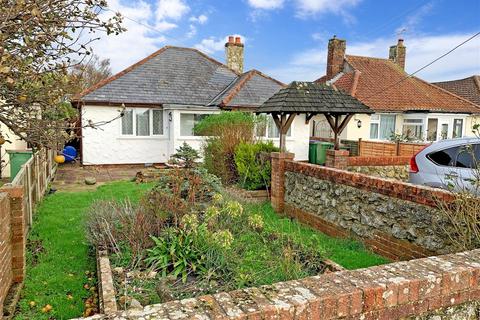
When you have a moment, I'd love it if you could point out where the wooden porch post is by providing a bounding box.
[272,113,296,153]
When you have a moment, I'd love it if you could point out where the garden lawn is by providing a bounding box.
[15,181,153,320]
[247,202,389,270]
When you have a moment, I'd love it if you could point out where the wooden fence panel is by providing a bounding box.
[359,139,427,157]
[9,149,57,229]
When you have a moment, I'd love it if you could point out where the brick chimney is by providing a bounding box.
[225,36,244,74]
[389,39,406,70]
[326,36,346,80]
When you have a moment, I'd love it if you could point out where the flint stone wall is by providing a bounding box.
[347,165,409,181]
[284,171,454,254]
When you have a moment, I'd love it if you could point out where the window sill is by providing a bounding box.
[118,136,168,140]
[178,136,206,140]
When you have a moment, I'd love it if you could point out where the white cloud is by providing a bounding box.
[396,1,434,37]
[265,33,480,83]
[294,0,361,17]
[247,0,361,22]
[186,24,197,38]
[155,20,178,32]
[87,0,165,72]
[155,0,189,22]
[194,34,246,54]
[247,0,284,9]
[189,14,208,24]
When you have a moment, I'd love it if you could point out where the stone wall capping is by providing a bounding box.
[96,249,118,314]
[75,250,480,320]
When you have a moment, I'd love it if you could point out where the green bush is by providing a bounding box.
[194,112,262,184]
[170,142,200,168]
[234,141,279,190]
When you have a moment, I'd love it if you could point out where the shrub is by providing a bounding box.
[194,112,260,184]
[234,141,279,190]
[435,126,480,251]
[85,199,162,268]
[141,168,222,227]
[171,142,200,168]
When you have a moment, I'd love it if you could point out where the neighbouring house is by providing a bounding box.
[433,75,480,111]
[0,124,28,179]
[74,37,310,165]
[314,37,480,142]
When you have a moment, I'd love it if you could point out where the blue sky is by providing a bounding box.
[93,0,480,83]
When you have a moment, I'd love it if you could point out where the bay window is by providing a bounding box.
[370,114,396,140]
[180,113,209,136]
[402,118,424,140]
[121,108,164,137]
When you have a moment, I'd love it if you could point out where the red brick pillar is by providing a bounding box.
[325,149,349,170]
[271,152,294,213]
[0,193,11,316]
[1,187,26,283]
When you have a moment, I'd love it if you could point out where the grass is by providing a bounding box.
[15,181,153,320]
[247,202,389,270]
[15,180,388,318]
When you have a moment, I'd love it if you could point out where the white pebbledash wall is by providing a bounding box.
[81,105,310,165]
[82,105,170,165]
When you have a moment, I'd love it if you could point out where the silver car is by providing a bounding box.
[408,137,480,195]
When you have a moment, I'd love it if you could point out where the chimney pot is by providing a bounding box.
[235,36,241,44]
[228,36,234,44]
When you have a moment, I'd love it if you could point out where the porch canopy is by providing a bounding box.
[256,81,373,151]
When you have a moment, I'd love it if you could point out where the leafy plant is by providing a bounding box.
[234,141,279,190]
[85,199,162,269]
[195,112,258,184]
[146,229,207,283]
[171,142,200,168]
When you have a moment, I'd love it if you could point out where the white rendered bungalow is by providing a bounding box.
[75,37,310,165]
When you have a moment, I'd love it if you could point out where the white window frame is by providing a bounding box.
[179,112,214,138]
[369,114,396,140]
[452,118,464,138]
[120,108,165,138]
[402,118,425,141]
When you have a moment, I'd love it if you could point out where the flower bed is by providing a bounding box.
[86,168,388,311]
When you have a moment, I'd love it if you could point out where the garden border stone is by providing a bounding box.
[96,249,117,314]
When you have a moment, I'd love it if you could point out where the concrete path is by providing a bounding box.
[51,163,146,192]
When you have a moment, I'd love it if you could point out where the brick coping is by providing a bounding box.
[284,160,454,207]
[78,249,480,319]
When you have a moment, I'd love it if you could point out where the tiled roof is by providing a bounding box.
[316,55,480,114]
[208,70,284,108]
[76,46,282,108]
[433,76,480,106]
[257,81,373,114]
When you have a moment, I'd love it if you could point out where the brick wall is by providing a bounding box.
[83,249,480,319]
[0,187,25,315]
[284,161,453,207]
[270,152,294,212]
[0,186,26,315]
[270,158,462,259]
[0,193,12,316]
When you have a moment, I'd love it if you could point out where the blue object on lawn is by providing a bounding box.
[62,146,77,162]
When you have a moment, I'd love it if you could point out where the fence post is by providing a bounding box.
[358,138,362,156]
[396,141,401,156]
